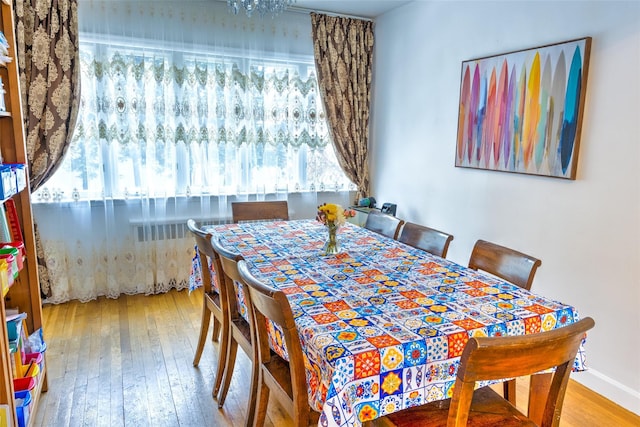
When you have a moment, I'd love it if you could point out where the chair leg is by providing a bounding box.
[212,314,221,343]
[213,315,231,399]
[504,379,517,405]
[244,346,259,427]
[253,375,270,427]
[193,301,212,366]
[217,336,239,407]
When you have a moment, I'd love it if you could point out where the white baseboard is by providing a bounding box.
[573,368,640,416]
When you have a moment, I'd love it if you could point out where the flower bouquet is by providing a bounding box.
[317,203,356,255]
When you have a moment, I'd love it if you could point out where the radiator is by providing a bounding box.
[133,218,230,242]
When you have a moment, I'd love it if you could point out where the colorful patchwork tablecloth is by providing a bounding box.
[193,219,587,427]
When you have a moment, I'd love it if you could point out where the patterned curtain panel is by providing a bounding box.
[14,0,80,190]
[311,13,374,201]
[13,0,80,298]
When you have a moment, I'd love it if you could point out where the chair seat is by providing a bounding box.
[204,290,224,342]
[264,352,293,398]
[379,387,535,427]
[206,290,221,309]
[263,353,320,426]
[232,316,253,354]
[205,291,223,338]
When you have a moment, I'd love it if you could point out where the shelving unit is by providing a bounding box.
[0,2,46,426]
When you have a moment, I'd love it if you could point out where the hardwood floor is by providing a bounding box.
[32,289,639,427]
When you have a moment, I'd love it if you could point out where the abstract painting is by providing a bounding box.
[455,37,591,179]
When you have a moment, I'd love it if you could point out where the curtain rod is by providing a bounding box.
[214,0,374,21]
[286,5,374,21]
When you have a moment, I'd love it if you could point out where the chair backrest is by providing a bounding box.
[468,239,541,290]
[231,201,289,223]
[187,219,221,294]
[364,210,405,239]
[237,259,309,420]
[211,236,246,322]
[398,222,454,258]
[448,317,595,427]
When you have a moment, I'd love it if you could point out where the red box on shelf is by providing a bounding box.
[4,199,23,243]
[13,376,35,393]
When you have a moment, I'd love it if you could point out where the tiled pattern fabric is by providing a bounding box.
[193,220,587,427]
[189,247,219,293]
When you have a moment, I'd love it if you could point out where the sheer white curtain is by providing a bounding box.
[33,0,354,304]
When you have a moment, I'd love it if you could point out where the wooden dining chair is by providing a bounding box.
[398,222,454,258]
[186,219,228,400]
[364,210,405,239]
[237,259,320,427]
[467,239,542,404]
[210,237,258,427]
[231,200,290,223]
[374,317,595,427]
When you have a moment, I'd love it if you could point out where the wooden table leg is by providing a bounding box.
[528,372,552,424]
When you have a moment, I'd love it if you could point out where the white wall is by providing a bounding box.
[371,0,640,414]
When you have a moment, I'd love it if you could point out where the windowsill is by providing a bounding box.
[32,189,356,206]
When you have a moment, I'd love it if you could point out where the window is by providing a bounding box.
[35,40,354,201]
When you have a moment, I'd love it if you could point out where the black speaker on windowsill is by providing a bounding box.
[381,203,397,216]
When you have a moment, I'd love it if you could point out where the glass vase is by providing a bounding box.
[322,223,340,255]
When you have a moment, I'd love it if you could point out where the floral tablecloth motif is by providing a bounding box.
[192,220,587,427]
[189,246,219,293]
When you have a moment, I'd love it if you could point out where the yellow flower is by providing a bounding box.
[317,203,355,227]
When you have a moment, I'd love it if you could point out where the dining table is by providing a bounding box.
[189,219,588,427]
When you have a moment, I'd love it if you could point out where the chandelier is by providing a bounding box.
[227,0,295,17]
